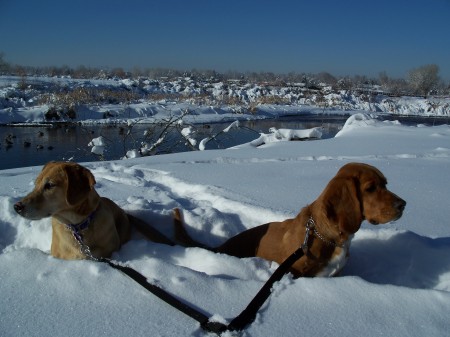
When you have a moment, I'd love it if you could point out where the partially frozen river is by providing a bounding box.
[0,116,348,170]
[3,114,447,171]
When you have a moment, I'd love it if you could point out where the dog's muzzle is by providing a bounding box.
[14,201,25,215]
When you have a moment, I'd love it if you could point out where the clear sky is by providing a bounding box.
[1,0,449,80]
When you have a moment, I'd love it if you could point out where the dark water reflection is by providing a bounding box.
[1,116,346,170]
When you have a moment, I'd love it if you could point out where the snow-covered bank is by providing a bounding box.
[1,75,449,126]
[1,114,450,337]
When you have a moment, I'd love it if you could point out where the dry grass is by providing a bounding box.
[39,88,142,107]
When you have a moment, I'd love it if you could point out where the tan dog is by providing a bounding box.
[14,161,174,260]
[175,162,406,278]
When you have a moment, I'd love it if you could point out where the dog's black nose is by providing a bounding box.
[396,198,406,212]
[14,202,24,214]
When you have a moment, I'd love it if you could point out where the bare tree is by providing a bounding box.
[336,76,354,91]
[316,72,337,87]
[379,71,411,96]
[0,52,11,74]
[408,64,440,96]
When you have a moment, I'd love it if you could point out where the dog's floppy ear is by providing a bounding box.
[322,176,363,234]
[63,164,96,206]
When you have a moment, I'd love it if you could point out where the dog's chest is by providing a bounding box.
[316,236,353,277]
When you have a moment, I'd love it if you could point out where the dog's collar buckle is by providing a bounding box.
[302,216,337,253]
[301,217,315,253]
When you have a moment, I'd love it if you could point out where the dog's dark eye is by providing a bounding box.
[366,184,376,193]
[43,182,55,190]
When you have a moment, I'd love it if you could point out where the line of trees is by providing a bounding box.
[0,52,448,97]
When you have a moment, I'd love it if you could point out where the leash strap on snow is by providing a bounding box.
[227,245,305,331]
[99,258,213,326]
[98,244,305,335]
[71,222,307,334]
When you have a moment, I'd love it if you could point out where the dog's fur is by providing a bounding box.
[14,161,174,260]
[174,162,406,278]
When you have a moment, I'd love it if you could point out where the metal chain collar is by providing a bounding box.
[302,216,337,253]
[66,224,101,261]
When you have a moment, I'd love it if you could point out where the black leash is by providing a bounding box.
[71,220,313,334]
[227,245,305,331]
[97,245,305,335]
[99,258,213,328]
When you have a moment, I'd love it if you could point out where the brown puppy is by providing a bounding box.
[175,162,406,278]
[14,161,174,260]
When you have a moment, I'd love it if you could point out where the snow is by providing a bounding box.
[88,136,107,156]
[181,126,197,147]
[1,110,450,337]
[1,75,450,336]
[247,126,323,147]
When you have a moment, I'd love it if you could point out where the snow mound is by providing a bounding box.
[249,127,322,147]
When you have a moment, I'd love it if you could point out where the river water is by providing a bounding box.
[2,114,446,171]
[0,116,349,170]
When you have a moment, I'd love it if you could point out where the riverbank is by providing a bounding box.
[1,75,449,127]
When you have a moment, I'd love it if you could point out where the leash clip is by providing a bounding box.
[301,217,315,253]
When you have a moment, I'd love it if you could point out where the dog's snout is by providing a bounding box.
[14,201,25,214]
[395,198,406,211]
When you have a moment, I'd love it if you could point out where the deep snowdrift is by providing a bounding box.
[1,114,449,337]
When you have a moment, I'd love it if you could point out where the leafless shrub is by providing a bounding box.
[39,88,142,107]
[255,95,291,105]
[44,106,77,121]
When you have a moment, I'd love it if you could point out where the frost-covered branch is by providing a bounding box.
[123,109,192,158]
[198,120,240,150]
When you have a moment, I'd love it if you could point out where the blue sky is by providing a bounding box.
[1,0,449,80]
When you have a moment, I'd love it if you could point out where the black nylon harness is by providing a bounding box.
[67,216,325,335]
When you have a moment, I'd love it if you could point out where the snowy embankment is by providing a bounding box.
[0,75,449,126]
[1,113,450,337]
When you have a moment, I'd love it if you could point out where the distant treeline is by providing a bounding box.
[0,52,448,97]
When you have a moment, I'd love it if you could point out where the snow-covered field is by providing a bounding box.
[1,111,449,336]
